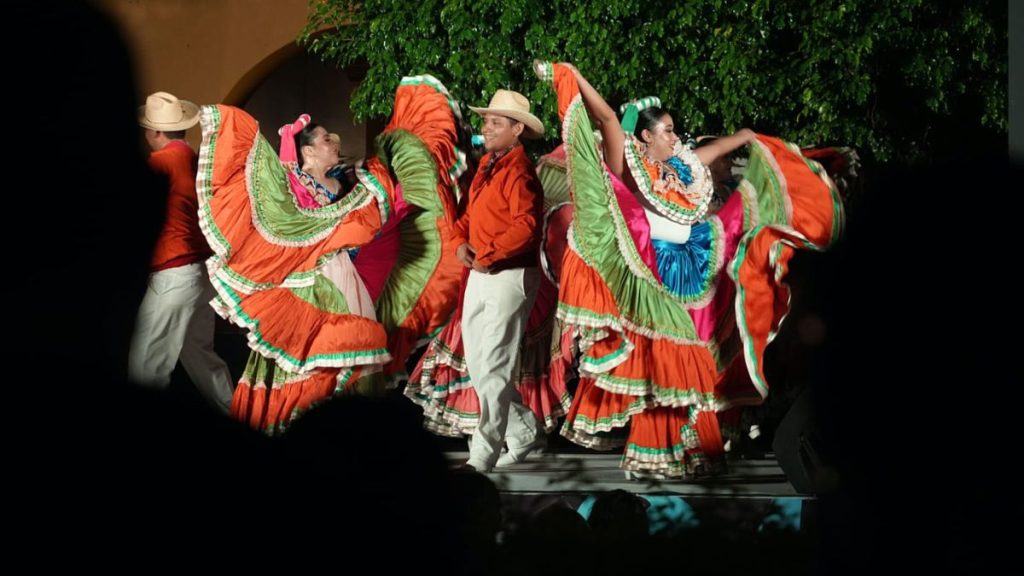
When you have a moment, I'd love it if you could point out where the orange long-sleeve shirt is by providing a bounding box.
[451,145,541,270]
[148,140,212,271]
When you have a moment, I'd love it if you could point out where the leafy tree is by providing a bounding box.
[302,0,1006,163]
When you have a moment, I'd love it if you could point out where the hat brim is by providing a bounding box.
[137,100,200,131]
[469,106,545,139]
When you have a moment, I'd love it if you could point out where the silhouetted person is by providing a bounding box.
[11,2,269,564]
[588,489,650,543]
[279,395,458,567]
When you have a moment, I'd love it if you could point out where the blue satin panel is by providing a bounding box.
[652,221,713,298]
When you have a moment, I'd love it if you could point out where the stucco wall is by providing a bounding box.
[100,0,371,155]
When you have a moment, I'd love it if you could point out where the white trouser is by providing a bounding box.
[462,267,541,468]
[128,263,234,413]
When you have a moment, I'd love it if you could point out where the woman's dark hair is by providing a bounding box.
[455,105,476,152]
[455,103,483,176]
[634,106,671,141]
[295,122,322,166]
[693,136,719,149]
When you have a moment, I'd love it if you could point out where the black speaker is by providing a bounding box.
[772,391,837,495]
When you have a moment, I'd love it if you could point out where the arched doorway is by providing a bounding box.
[223,41,383,164]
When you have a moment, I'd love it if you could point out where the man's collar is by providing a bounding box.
[483,141,521,177]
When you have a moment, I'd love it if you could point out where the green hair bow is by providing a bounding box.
[619,96,662,133]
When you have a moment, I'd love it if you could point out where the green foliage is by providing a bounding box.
[301,0,1005,163]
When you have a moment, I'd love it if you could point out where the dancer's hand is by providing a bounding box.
[735,128,757,144]
[456,243,475,268]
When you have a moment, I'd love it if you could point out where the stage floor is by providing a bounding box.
[444,451,803,498]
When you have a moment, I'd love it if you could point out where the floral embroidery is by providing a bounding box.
[288,162,340,207]
[643,154,706,208]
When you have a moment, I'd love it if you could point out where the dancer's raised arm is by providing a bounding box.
[561,63,627,178]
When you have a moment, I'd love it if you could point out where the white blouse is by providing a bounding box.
[644,206,691,244]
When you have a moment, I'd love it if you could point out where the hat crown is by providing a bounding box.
[138,91,198,131]
[486,89,531,115]
[469,88,544,138]
[145,91,186,124]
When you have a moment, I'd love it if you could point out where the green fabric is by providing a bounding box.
[339,369,386,397]
[537,158,570,210]
[290,271,351,315]
[561,99,701,341]
[741,143,790,228]
[375,208,441,331]
[620,103,639,134]
[248,134,377,242]
[376,129,440,212]
[242,350,275,385]
[372,128,446,331]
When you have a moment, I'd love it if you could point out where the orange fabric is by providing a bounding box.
[451,145,542,269]
[557,249,619,316]
[605,337,719,396]
[558,248,720,397]
[232,368,362,433]
[148,140,211,270]
[722,136,841,406]
[731,229,795,400]
[639,156,701,210]
[629,407,725,463]
[373,81,464,379]
[552,64,579,118]
[207,105,385,286]
[759,136,838,245]
[238,286,388,366]
[385,82,460,224]
[556,250,726,470]
[565,377,642,428]
[653,185,699,211]
[229,381,251,423]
